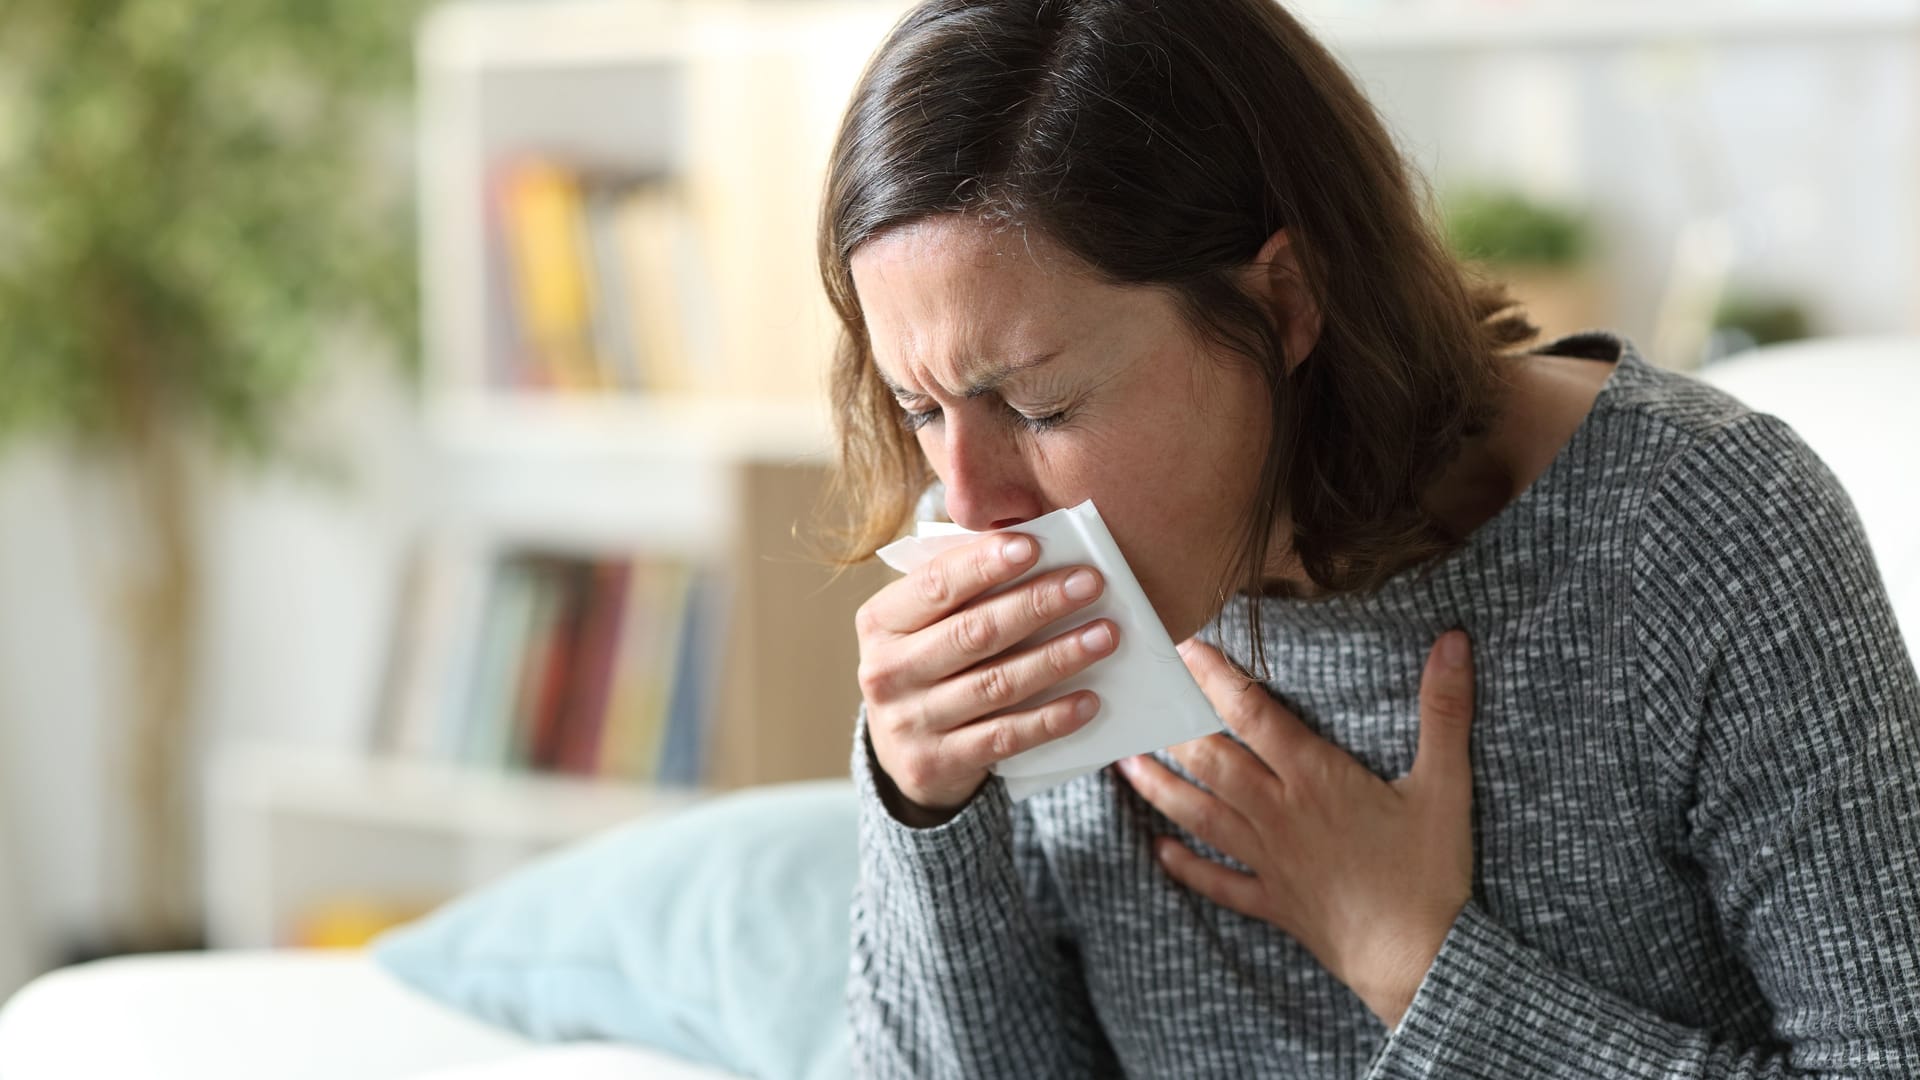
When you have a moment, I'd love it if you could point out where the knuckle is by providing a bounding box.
[1423,680,1472,718]
[1223,682,1263,723]
[1227,697,1263,732]
[973,662,1016,709]
[989,719,1017,760]
[1190,801,1220,839]
[853,600,881,638]
[1050,633,1086,675]
[1027,579,1059,622]
[949,608,996,657]
[896,750,933,794]
[917,564,953,608]
[974,542,1002,584]
[856,659,894,700]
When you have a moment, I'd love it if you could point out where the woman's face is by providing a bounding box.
[849,215,1277,644]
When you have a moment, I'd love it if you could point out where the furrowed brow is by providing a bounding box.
[877,351,1061,400]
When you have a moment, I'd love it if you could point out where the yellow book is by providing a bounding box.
[598,560,661,779]
[633,562,693,782]
[500,160,601,392]
[290,896,436,949]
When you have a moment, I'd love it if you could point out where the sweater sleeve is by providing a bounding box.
[1368,413,1920,1078]
[844,704,1119,1078]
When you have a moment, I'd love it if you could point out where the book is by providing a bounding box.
[580,180,645,392]
[597,558,691,781]
[554,558,633,775]
[657,568,729,787]
[497,159,601,391]
[462,556,541,768]
[519,558,589,771]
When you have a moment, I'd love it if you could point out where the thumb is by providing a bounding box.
[1411,629,1476,797]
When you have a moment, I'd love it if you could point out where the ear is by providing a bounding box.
[1245,228,1323,374]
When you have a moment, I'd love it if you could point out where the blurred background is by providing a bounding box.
[0,0,1913,1002]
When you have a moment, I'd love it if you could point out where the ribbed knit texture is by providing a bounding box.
[844,332,1920,1078]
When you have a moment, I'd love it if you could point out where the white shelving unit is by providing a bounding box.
[200,0,896,950]
[202,741,710,949]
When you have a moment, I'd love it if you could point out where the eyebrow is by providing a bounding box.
[876,350,1062,401]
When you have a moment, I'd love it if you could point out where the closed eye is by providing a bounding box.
[894,393,1075,430]
[899,403,940,433]
[1011,407,1068,433]
[896,401,1069,434]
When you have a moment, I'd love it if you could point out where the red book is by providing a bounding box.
[556,559,632,775]
[525,559,589,771]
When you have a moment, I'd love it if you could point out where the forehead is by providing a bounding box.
[849,219,1112,384]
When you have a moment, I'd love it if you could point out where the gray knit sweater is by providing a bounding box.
[845,331,1920,1078]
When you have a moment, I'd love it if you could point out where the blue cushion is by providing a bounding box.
[370,779,856,1080]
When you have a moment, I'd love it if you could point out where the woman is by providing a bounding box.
[817,0,1920,1075]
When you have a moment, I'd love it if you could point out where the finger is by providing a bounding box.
[919,617,1118,729]
[860,532,1039,636]
[1151,836,1265,920]
[1117,752,1260,862]
[1411,629,1476,794]
[1160,732,1281,823]
[943,691,1101,770]
[1179,639,1312,770]
[897,564,1104,694]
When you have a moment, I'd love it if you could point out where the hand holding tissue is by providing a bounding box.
[876,500,1224,801]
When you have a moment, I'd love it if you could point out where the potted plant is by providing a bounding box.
[0,0,423,955]
[1442,186,1609,343]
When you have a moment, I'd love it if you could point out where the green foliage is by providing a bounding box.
[1713,291,1813,349]
[1441,187,1592,269]
[0,0,428,462]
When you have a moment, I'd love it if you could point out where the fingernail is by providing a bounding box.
[1064,569,1100,600]
[1176,638,1196,656]
[1080,623,1114,653]
[1076,694,1099,721]
[1002,536,1033,564]
[1116,754,1138,774]
[1441,630,1469,669]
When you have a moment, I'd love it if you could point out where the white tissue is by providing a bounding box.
[875,499,1223,801]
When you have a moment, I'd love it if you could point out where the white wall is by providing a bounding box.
[1345,34,1920,348]
[0,353,422,996]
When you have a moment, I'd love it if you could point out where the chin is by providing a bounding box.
[1147,593,1206,647]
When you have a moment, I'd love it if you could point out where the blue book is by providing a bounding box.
[656,569,729,787]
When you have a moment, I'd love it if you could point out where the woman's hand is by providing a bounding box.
[857,533,1119,825]
[1115,632,1477,1029]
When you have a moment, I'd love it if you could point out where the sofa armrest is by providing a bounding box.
[0,949,534,1080]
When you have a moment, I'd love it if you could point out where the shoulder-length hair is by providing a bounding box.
[815,0,1536,659]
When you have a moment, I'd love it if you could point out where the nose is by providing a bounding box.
[937,411,1043,532]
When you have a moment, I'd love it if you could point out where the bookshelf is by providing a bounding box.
[201,0,898,950]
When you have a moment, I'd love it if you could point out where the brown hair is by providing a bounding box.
[815,0,1537,665]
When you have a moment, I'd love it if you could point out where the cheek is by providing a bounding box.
[1092,410,1265,635]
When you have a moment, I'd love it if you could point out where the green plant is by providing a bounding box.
[0,0,427,951]
[1713,291,1814,350]
[1441,187,1592,269]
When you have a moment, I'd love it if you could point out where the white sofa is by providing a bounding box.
[0,949,747,1080]
[0,335,1913,1080]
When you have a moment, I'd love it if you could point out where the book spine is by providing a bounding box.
[556,558,632,775]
